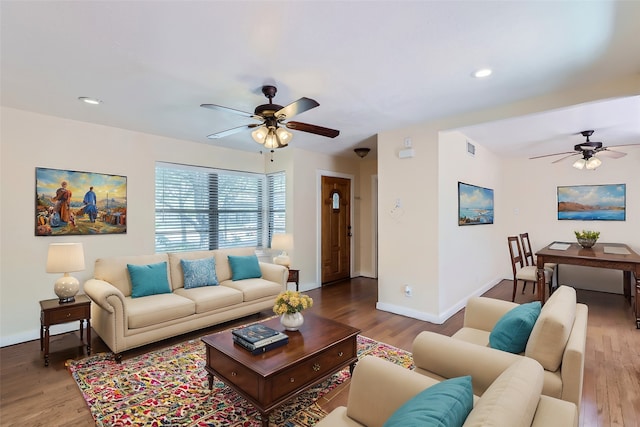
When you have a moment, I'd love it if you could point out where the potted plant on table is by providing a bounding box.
[273,290,313,331]
[574,230,600,248]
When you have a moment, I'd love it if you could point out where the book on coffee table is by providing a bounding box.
[233,333,289,355]
[232,323,289,353]
[232,324,280,343]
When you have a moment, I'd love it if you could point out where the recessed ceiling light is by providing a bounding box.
[472,68,493,78]
[78,97,102,105]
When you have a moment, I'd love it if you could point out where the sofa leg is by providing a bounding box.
[114,353,122,363]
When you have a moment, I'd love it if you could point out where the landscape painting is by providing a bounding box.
[36,167,127,235]
[557,184,625,221]
[458,182,494,226]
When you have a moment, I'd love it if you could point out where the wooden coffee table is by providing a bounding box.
[201,313,360,427]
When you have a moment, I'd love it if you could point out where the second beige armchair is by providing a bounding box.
[412,285,588,411]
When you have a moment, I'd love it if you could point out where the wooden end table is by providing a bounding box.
[287,268,300,291]
[201,313,360,427]
[39,294,91,366]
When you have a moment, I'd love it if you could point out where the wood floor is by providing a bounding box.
[1,278,638,426]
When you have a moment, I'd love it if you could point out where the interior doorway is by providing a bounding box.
[320,175,351,284]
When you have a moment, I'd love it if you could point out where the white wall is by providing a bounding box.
[438,131,505,316]
[0,107,368,346]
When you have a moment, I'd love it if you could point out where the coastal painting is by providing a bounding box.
[458,182,494,226]
[35,167,127,236]
[557,184,625,221]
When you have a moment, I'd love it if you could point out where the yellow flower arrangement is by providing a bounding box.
[273,290,313,315]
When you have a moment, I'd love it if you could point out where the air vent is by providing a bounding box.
[467,141,476,156]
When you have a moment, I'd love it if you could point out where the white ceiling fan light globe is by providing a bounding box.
[251,126,267,144]
[585,156,602,170]
[572,158,586,170]
[276,127,293,144]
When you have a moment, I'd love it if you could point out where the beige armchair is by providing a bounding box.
[317,355,577,427]
[412,286,588,411]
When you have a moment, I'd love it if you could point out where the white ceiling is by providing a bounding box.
[2,1,639,160]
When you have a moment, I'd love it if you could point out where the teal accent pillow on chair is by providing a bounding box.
[127,262,171,298]
[383,376,473,427]
[489,301,542,353]
[181,257,219,289]
[228,255,262,280]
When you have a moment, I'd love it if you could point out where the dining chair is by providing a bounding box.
[520,232,558,294]
[507,236,551,302]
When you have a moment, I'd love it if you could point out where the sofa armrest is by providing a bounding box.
[412,331,522,396]
[345,356,441,427]
[84,278,125,314]
[560,303,588,409]
[464,297,519,332]
[259,262,288,289]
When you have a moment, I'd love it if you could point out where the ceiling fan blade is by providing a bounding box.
[201,103,262,120]
[599,148,627,159]
[207,123,260,139]
[286,121,340,138]
[529,151,576,160]
[275,97,319,120]
[551,153,580,164]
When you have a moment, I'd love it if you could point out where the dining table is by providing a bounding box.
[535,241,640,328]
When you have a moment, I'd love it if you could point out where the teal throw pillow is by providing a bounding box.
[181,257,219,289]
[228,254,262,281]
[383,376,473,427]
[127,262,171,298]
[489,301,542,353]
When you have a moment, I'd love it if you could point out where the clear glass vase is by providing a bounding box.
[280,312,304,331]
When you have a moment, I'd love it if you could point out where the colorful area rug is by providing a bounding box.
[67,333,413,427]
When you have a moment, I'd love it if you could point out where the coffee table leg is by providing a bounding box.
[260,411,270,427]
[207,373,214,390]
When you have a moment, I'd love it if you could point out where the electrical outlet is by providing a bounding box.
[404,285,412,297]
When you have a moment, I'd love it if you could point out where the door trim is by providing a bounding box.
[316,170,355,286]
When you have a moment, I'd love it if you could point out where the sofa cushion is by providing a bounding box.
[228,255,262,280]
[489,301,541,353]
[383,375,473,427]
[463,358,543,427]
[174,286,244,313]
[181,257,219,289]
[525,286,576,371]
[127,262,171,298]
[221,278,282,302]
[126,293,195,329]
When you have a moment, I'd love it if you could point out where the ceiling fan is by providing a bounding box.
[201,85,339,150]
[530,130,635,170]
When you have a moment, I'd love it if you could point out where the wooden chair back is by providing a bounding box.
[520,232,536,266]
[507,236,525,274]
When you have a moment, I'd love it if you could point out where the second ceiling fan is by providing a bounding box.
[530,130,636,170]
[201,85,339,150]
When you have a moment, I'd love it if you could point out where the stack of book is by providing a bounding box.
[232,324,289,355]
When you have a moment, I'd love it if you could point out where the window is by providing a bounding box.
[155,163,285,253]
[267,171,286,244]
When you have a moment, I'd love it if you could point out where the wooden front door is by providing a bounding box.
[321,176,351,284]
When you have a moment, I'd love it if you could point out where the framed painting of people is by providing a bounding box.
[557,184,626,221]
[458,182,494,226]
[35,167,127,236]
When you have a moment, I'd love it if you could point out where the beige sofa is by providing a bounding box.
[412,285,588,411]
[317,355,577,427]
[84,247,287,359]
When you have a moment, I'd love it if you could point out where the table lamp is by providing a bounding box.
[46,242,85,303]
[271,233,293,267]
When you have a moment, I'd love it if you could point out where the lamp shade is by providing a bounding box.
[46,243,85,273]
[271,233,293,251]
[271,233,293,267]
